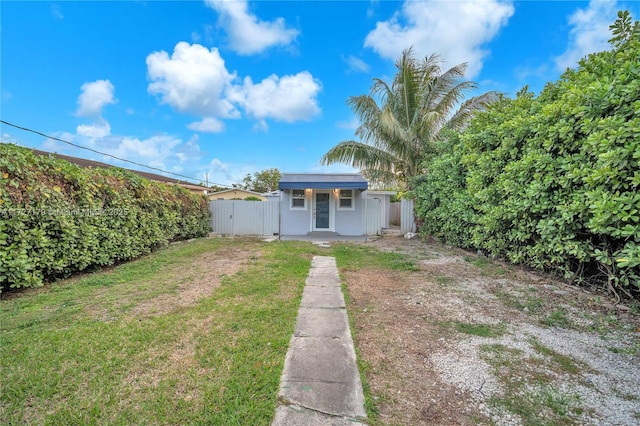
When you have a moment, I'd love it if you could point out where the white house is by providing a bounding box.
[278,173,369,237]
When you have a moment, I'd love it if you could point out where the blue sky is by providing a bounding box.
[2,0,637,188]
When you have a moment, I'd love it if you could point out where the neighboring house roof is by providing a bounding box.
[367,190,397,196]
[208,188,264,198]
[31,149,207,194]
[279,173,368,190]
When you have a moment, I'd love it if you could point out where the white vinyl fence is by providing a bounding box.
[400,198,416,234]
[364,198,382,236]
[210,200,279,236]
[210,198,385,237]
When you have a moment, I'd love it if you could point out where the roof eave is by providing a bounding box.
[279,182,368,190]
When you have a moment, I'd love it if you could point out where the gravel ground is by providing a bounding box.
[345,235,640,425]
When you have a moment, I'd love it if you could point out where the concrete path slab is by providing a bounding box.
[305,275,341,287]
[272,404,366,425]
[279,338,366,417]
[273,255,367,425]
[300,286,345,309]
[294,308,349,338]
[311,256,338,268]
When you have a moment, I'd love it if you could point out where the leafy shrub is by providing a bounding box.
[412,136,476,248]
[0,144,211,291]
[413,12,639,298]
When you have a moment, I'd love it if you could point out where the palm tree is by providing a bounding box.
[321,48,499,188]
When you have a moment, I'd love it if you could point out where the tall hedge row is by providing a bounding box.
[0,144,211,292]
[413,18,639,297]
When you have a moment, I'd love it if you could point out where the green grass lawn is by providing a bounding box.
[0,238,323,425]
[1,238,417,425]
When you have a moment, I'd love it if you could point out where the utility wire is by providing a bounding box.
[1,119,231,188]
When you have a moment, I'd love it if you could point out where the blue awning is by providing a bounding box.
[279,173,368,190]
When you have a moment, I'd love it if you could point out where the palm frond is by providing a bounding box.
[320,140,400,173]
[322,48,497,185]
[361,168,405,189]
[445,91,500,131]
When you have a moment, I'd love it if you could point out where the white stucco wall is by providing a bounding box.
[280,189,365,236]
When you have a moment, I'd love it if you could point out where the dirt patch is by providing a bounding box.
[346,268,483,425]
[346,236,640,425]
[84,246,261,321]
[129,247,261,317]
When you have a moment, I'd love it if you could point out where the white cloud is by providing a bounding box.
[208,157,229,172]
[364,0,514,78]
[76,80,116,117]
[69,115,201,177]
[336,117,360,130]
[188,117,225,133]
[203,158,274,187]
[205,0,298,55]
[253,120,269,132]
[76,119,111,139]
[37,131,77,152]
[367,0,380,19]
[230,71,321,123]
[174,135,202,165]
[554,0,618,71]
[51,4,63,20]
[0,132,18,144]
[205,158,242,186]
[147,42,322,131]
[343,55,370,73]
[146,42,239,119]
[111,135,183,161]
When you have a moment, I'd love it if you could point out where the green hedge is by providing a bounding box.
[412,134,477,249]
[0,144,211,291]
[413,14,639,298]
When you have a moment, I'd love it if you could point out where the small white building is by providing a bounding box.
[278,173,369,237]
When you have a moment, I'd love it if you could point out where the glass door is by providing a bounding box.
[313,191,332,230]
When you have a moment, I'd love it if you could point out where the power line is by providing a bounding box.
[1,119,230,188]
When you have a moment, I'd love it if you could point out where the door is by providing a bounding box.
[313,191,334,231]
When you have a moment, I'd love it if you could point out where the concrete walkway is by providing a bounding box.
[279,233,369,242]
[272,256,367,425]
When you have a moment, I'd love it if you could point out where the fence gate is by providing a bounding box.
[210,200,280,236]
[364,198,382,236]
[400,198,416,234]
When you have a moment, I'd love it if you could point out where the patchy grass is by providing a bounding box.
[462,254,511,277]
[435,275,454,286]
[480,343,585,425]
[606,343,639,356]
[494,287,547,316]
[454,321,507,338]
[541,308,572,328]
[530,338,585,375]
[435,320,507,338]
[480,343,523,367]
[0,238,314,425]
[488,385,583,426]
[332,244,419,272]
